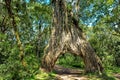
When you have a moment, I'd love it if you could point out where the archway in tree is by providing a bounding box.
[41,0,103,73]
[57,53,84,68]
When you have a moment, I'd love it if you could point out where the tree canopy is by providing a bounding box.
[0,0,120,79]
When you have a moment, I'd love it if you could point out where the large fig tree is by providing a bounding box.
[41,0,103,73]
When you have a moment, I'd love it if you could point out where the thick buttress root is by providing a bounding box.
[41,28,103,73]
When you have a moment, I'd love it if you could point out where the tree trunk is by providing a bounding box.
[41,0,103,73]
[5,0,25,66]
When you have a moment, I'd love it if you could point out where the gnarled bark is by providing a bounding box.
[41,0,103,73]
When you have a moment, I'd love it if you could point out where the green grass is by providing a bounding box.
[86,66,120,80]
[34,71,56,80]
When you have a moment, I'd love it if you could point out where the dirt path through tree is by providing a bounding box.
[53,65,120,80]
[53,65,88,80]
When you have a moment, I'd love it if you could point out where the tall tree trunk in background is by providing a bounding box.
[5,0,25,66]
[41,0,103,73]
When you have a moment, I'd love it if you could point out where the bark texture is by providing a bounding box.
[41,0,103,73]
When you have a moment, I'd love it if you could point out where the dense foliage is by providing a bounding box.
[0,0,120,79]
